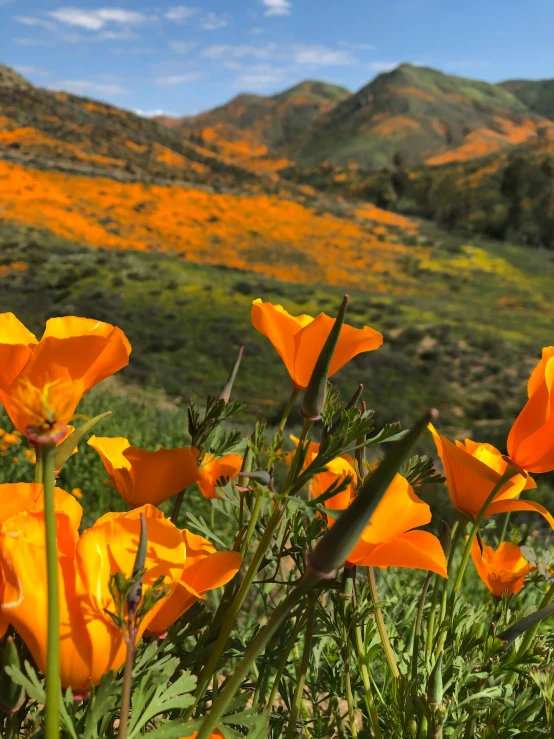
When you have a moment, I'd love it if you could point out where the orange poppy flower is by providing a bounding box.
[197,453,244,499]
[87,436,202,507]
[313,460,447,576]
[147,528,242,633]
[470,539,534,598]
[0,505,185,691]
[508,347,554,473]
[0,314,131,442]
[251,299,383,389]
[0,482,83,639]
[180,731,224,739]
[429,424,554,527]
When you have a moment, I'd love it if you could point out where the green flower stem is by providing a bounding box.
[425,575,441,658]
[284,594,317,739]
[34,444,43,483]
[118,635,135,739]
[195,571,320,739]
[367,567,399,680]
[343,645,359,739]
[267,607,308,709]
[351,577,382,739]
[499,512,512,544]
[240,488,264,557]
[451,468,518,597]
[41,442,60,739]
[411,571,433,683]
[170,487,187,525]
[433,522,463,655]
[185,500,286,719]
[278,386,301,433]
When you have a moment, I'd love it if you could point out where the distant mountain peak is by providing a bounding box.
[0,64,33,90]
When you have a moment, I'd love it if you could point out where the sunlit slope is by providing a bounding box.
[289,64,554,168]
[0,159,426,292]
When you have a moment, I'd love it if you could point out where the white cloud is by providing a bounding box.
[48,7,147,30]
[14,16,57,29]
[164,5,198,21]
[97,29,139,40]
[368,61,400,72]
[134,108,177,117]
[263,0,291,16]
[55,79,130,95]
[169,40,196,54]
[202,43,276,60]
[155,72,203,86]
[250,27,265,34]
[201,12,227,30]
[339,41,376,51]
[14,37,55,46]
[293,45,355,66]
[13,64,50,77]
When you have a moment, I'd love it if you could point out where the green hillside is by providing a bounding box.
[289,64,546,168]
[2,220,554,453]
[162,79,351,153]
[500,77,554,121]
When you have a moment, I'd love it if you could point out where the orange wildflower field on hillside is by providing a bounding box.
[0,160,422,292]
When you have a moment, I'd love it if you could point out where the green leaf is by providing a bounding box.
[127,670,196,738]
[498,604,554,647]
[55,411,111,469]
[82,673,119,739]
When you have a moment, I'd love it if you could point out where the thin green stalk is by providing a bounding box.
[499,512,512,544]
[185,500,286,718]
[42,443,60,739]
[451,468,518,596]
[411,571,433,683]
[278,386,301,433]
[240,489,264,557]
[367,567,399,680]
[118,636,135,739]
[187,417,314,718]
[267,608,308,709]
[425,575,441,657]
[343,648,359,739]
[170,487,187,525]
[284,594,317,739]
[352,576,381,739]
[195,571,320,739]
[34,444,43,483]
[434,522,464,655]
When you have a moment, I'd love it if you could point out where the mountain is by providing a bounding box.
[499,78,554,121]
[0,63,271,189]
[157,80,351,170]
[290,64,553,169]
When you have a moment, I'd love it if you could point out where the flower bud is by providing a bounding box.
[219,346,244,404]
[302,295,349,422]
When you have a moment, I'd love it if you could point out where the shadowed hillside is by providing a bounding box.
[500,77,554,121]
[157,80,350,171]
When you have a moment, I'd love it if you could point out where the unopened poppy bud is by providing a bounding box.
[427,651,443,706]
[219,346,244,404]
[127,514,148,621]
[302,295,349,422]
[0,637,25,715]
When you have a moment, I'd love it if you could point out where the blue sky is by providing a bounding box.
[2,0,554,117]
